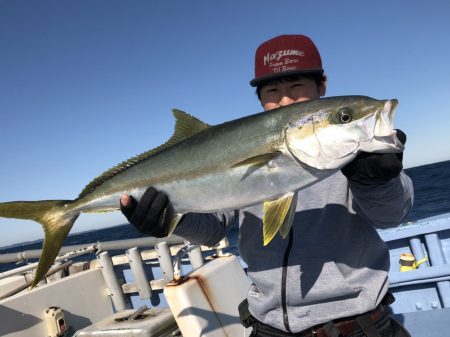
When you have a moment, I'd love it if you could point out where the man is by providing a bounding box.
[121,35,413,337]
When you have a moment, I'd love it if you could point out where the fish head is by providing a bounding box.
[285,96,404,170]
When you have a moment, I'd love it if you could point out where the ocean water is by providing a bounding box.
[1,160,450,270]
[404,160,450,221]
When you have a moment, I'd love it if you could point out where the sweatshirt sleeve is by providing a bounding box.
[173,210,238,246]
[348,171,414,228]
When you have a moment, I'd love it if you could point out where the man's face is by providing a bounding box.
[259,77,326,111]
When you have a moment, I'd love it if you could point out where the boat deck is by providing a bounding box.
[1,213,449,336]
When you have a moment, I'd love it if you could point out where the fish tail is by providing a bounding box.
[0,200,78,287]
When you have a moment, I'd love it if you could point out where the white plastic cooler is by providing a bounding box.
[164,255,251,337]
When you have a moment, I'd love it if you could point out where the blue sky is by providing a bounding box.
[1,0,449,246]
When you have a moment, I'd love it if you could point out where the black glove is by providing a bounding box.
[121,187,173,237]
[341,130,406,185]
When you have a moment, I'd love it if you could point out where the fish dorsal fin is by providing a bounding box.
[172,109,210,138]
[263,192,297,246]
[78,109,210,198]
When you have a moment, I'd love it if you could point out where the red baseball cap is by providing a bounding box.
[250,34,324,87]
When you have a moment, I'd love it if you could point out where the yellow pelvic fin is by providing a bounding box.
[263,192,297,246]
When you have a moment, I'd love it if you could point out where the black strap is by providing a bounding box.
[323,321,343,337]
[381,292,395,305]
[239,297,392,337]
[355,313,382,337]
[238,299,256,328]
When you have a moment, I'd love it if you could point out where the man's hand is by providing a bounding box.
[341,130,407,185]
[120,187,173,237]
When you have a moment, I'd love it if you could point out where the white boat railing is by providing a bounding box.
[0,245,97,280]
[0,235,187,264]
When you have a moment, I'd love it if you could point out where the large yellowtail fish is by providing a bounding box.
[0,96,403,286]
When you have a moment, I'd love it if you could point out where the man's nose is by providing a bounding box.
[279,95,295,106]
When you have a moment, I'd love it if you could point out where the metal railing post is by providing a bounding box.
[126,247,152,299]
[156,242,174,283]
[98,251,127,311]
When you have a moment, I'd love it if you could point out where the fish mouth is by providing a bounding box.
[366,99,404,152]
[375,99,397,137]
[357,99,404,154]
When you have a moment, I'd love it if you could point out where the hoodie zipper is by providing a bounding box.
[281,227,294,332]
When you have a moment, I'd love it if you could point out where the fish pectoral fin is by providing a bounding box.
[231,151,281,170]
[263,192,297,246]
[167,213,184,237]
[232,152,282,181]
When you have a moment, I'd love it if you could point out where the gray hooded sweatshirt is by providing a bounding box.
[174,170,413,333]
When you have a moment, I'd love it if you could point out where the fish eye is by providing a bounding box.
[337,108,353,124]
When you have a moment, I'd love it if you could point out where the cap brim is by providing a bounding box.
[249,68,324,87]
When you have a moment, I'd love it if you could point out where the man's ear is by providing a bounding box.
[320,75,327,96]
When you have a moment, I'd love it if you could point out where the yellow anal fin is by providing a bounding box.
[167,213,184,237]
[83,209,116,214]
[263,192,297,246]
